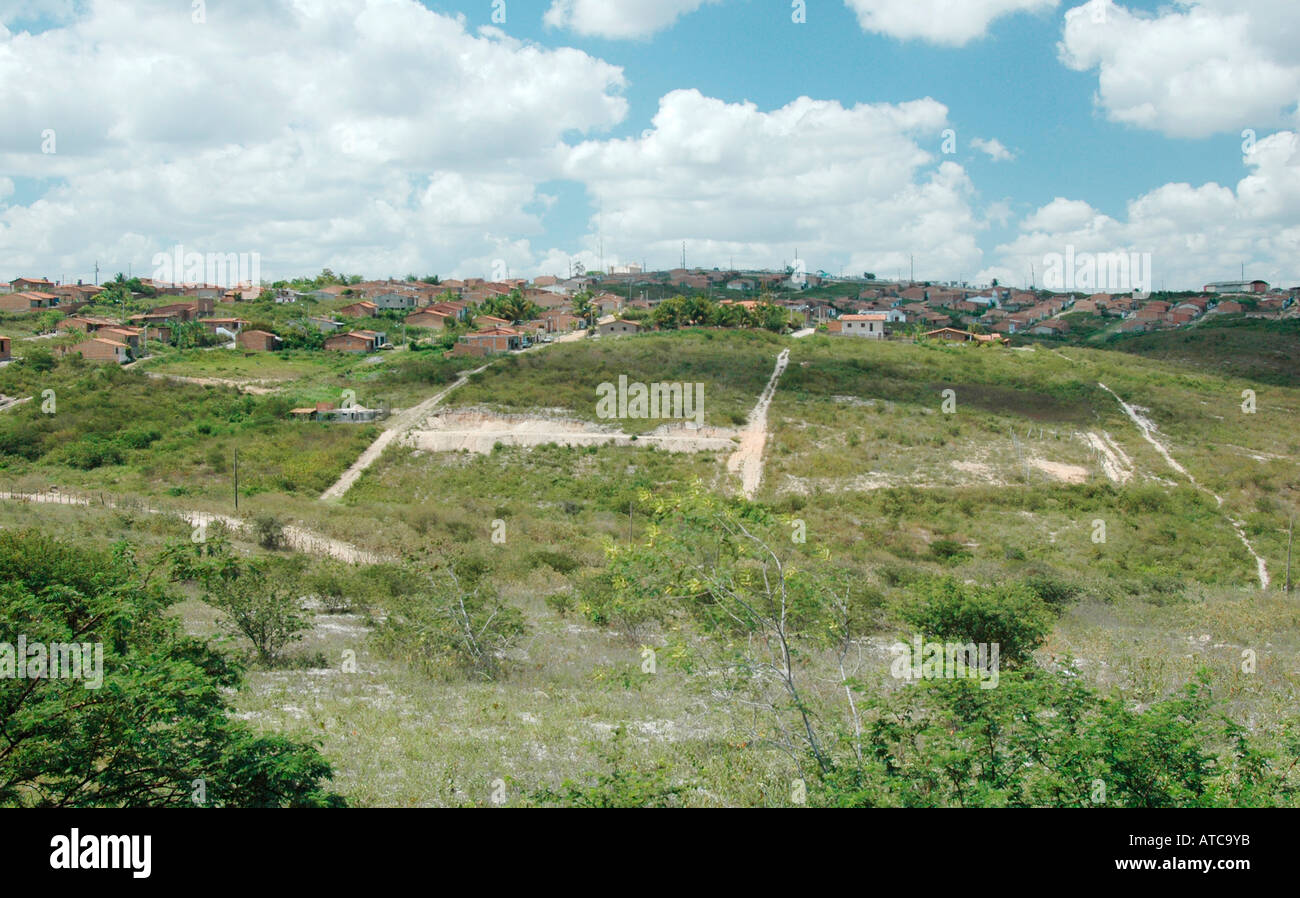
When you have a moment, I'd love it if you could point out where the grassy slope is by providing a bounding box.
[1,330,1296,805]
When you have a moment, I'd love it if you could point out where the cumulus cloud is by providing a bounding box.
[1060,0,1300,138]
[562,89,984,279]
[543,0,717,40]
[0,0,628,280]
[984,131,1300,289]
[844,0,1058,46]
[970,137,1016,161]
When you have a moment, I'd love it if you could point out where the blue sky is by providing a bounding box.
[1,0,1297,288]
[443,0,1246,278]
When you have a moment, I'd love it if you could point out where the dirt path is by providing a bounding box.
[320,363,491,501]
[0,491,382,564]
[727,348,790,500]
[1099,383,1270,590]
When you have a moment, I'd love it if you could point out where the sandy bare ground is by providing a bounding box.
[0,491,382,564]
[1027,458,1089,483]
[727,349,790,499]
[1099,383,1270,590]
[1079,430,1135,484]
[143,371,277,395]
[320,363,491,501]
[0,396,31,413]
[406,409,738,454]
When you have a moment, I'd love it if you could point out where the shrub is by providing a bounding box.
[900,577,1054,668]
[253,514,285,550]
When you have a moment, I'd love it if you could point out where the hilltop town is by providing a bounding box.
[2,267,1295,370]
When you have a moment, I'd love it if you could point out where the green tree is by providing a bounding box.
[0,530,343,807]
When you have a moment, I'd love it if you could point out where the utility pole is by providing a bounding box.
[94,260,100,286]
[233,449,239,511]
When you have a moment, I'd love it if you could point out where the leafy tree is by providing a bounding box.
[0,530,343,807]
[190,551,309,665]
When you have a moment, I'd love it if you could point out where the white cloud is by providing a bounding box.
[985,131,1300,289]
[970,137,1016,161]
[844,0,1058,46]
[0,0,628,281]
[562,90,984,279]
[543,0,717,40]
[1060,1,1300,138]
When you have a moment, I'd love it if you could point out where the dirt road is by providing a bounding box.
[319,363,491,501]
[0,491,382,564]
[727,348,790,500]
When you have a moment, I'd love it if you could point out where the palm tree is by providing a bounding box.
[572,289,595,326]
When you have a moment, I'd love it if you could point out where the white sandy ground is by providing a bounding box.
[726,349,790,499]
[1079,430,1135,484]
[405,410,739,454]
[1099,383,1270,590]
[0,491,383,564]
[319,363,491,501]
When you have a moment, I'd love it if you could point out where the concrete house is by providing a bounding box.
[596,318,644,337]
[837,313,891,339]
[369,292,417,311]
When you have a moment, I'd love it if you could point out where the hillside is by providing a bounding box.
[2,329,1297,807]
[1101,318,1300,386]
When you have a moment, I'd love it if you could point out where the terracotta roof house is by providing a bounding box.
[10,277,54,293]
[339,300,378,318]
[475,315,512,329]
[98,326,144,350]
[450,326,523,357]
[65,337,131,364]
[405,310,449,329]
[237,330,282,352]
[200,317,247,335]
[430,300,469,320]
[0,292,52,312]
[324,330,387,353]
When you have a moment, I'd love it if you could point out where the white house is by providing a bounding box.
[838,313,891,339]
